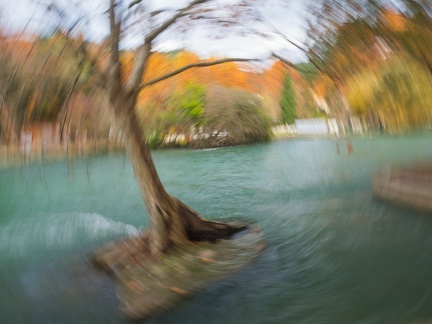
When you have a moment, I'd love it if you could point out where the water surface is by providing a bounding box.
[2,136,432,323]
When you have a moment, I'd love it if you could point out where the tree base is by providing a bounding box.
[89,222,265,320]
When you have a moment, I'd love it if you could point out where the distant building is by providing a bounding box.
[272,118,341,137]
[21,122,61,149]
[295,118,328,136]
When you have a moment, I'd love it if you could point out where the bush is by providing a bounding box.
[189,86,272,148]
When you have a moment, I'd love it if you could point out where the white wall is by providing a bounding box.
[295,118,328,135]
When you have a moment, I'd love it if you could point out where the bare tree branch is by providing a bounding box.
[261,13,343,86]
[125,0,206,93]
[139,57,259,89]
[271,53,306,73]
[255,9,308,53]
[128,0,142,9]
[125,43,151,95]
[255,10,335,81]
[109,0,122,98]
[59,62,83,142]
[146,0,206,44]
[42,1,109,89]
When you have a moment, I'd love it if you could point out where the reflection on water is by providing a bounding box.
[2,136,432,322]
[0,212,139,258]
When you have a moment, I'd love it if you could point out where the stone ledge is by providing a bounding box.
[373,164,432,212]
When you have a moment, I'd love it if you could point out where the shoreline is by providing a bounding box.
[0,133,402,169]
[0,141,121,169]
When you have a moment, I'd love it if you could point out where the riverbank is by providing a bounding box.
[0,134,347,168]
[0,132,419,169]
[0,140,120,169]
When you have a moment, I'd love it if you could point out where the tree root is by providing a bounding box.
[175,199,248,242]
[90,198,248,274]
[89,232,151,275]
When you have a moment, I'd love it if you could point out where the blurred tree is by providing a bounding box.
[49,0,259,256]
[306,0,432,133]
[295,62,318,83]
[190,85,271,148]
[134,49,315,133]
[0,30,105,147]
[0,36,35,144]
[280,73,296,124]
[346,56,432,132]
[136,49,272,145]
[170,82,205,125]
[157,81,206,146]
[381,2,432,73]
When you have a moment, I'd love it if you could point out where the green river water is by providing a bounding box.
[2,136,432,323]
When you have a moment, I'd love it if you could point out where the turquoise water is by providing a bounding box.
[2,136,432,323]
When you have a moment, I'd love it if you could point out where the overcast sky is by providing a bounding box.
[0,0,314,62]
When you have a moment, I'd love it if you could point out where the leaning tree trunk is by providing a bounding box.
[111,92,246,256]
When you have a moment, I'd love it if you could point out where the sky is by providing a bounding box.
[0,0,314,63]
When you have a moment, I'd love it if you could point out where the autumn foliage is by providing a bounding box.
[0,29,319,149]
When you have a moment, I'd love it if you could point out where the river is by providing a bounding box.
[2,135,432,323]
